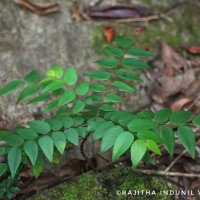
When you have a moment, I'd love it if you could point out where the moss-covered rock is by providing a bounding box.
[29,167,174,200]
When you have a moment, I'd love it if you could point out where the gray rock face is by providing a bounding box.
[0,0,96,126]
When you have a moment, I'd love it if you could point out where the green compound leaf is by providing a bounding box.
[76,126,86,138]
[131,139,146,168]
[87,118,105,132]
[104,45,124,57]
[39,136,54,162]
[127,48,154,57]
[192,114,200,127]
[115,36,133,47]
[27,93,50,105]
[0,163,7,176]
[16,127,38,140]
[73,116,84,126]
[111,81,135,92]
[90,84,106,92]
[93,121,114,140]
[106,93,123,102]
[154,108,172,123]
[64,67,78,85]
[178,126,195,158]
[101,126,124,153]
[52,88,65,97]
[4,134,24,147]
[146,140,161,155]
[24,141,38,166]
[85,71,110,81]
[160,126,175,158]
[24,71,40,84]
[137,130,163,143]
[138,109,154,120]
[102,103,115,111]
[44,100,59,112]
[17,85,38,103]
[32,156,43,178]
[170,111,192,125]
[45,119,63,131]
[64,128,79,146]
[28,120,51,134]
[128,119,156,132]
[0,147,5,156]
[51,131,66,154]
[122,58,151,69]
[42,80,64,94]
[116,68,142,81]
[58,89,76,106]
[72,100,85,114]
[75,82,89,96]
[0,80,24,96]
[96,58,118,68]
[46,66,63,79]
[112,131,134,161]
[59,116,73,128]
[8,147,21,178]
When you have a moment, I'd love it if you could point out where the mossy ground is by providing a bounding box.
[29,167,174,200]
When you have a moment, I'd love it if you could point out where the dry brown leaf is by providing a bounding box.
[170,98,193,112]
[182,45,200,55]
[103,26,115,43]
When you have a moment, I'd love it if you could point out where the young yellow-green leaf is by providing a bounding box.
[38,136,54,162]
[93,121,114,140]
[8,147,21,178]
[4,135,24,147]
[90,84,106,92]
[24,141,38,166]
[28,120,51,134]
[128,119,156,132]
[38,77,53,85]
[127,48,154,57]
[111,81,135,92]
[75,82,89,96]
[51,131,66,154]
[16,127,38,140]
[24,71,40,84]
[112,132,134,161]
[64,128,79,146]
[178,126,195,158]
[17,85,38,103]
[131,139,146,168]
[154,108,172,123]
[0,163,7,176]
[58,89,76,106]
[64,67,78,85]
[85,71,110,81]
[115,36,133,47]
[45,119,62,131]
[170,111,192,125]
[42,80,64,94]
[192,114,200,127]
[0,80,24,96]
[102,103,115,111]
[122,58,151,69]
[76,126,86,138]
[44,100,59,112]
[160,126,175,158]
[72,100,85,114]
[116,68,142,81]
[106,93,123,102]
[104,45,124,57]
[59,116,73,128]
[137,130,162,143]
[146,140,161,155]
[96,58,118,68]
[32,156,43,178]
[27,93,50,105]
[46,66,63,79]
[101,126,124,153]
